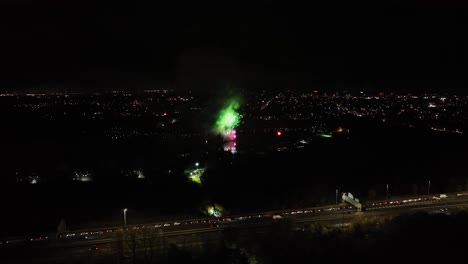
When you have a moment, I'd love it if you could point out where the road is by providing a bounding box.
[2,192,468,263]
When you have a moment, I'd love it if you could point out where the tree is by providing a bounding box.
[114,229,125,264]
[126,229,138,264]
[141,228,160,264]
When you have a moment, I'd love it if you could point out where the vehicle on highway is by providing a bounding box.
[3,238,27,245]
[30,236,48,242]
[89,245,99,251]
[273,215,283,220]
[432,194,447,200]
[60,233,76,238]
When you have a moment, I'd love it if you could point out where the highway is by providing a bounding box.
[55,192,466,240]
[2,192,468,263]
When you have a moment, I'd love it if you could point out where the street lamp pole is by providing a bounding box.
[428,180,431,195]
[386,184,389,200]
[336,189,338,205]
[123,208,128,226]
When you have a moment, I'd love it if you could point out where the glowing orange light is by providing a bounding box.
[337,127,343,133]
[277,131,282,136]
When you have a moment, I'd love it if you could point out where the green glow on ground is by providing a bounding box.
[215,98,241,135]
[185,168,205,185]
[207,204,224,217]
[320,134,332,138]
[189,176,202,184]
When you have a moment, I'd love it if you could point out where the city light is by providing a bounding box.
[73,171,93,182]
[137,170,145,179]
[223,141,237,154]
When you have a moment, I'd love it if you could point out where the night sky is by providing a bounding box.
[1,1,468,93]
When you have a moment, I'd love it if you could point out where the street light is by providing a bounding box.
[195,162,199,168]
[123,208,128,226]
[386,184,389,200]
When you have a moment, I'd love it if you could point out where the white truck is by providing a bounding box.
[433,194,448,200]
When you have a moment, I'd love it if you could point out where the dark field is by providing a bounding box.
[1,115,466,237]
